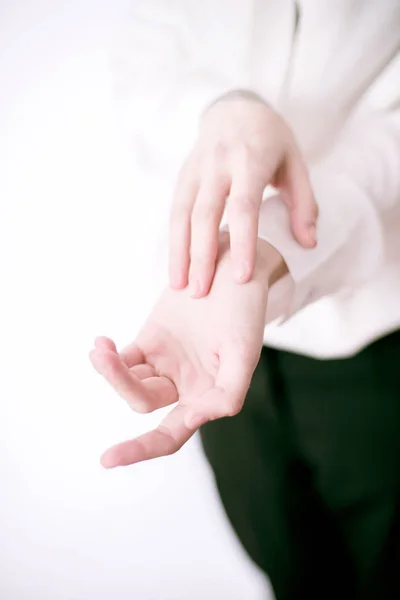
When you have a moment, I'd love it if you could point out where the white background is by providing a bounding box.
[0,1,270,599]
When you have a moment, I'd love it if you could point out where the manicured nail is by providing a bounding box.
[190,279,201,298]
[235,261,249,283]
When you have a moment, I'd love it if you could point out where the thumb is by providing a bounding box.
[184,342,257,430]
[279,150,318,248]
[184,387,238,430]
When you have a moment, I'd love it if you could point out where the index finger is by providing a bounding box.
[228,169,265,283]
[183,340,258,430]
[169,159,199,289]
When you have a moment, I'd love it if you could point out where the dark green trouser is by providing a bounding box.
[201,330,400,600]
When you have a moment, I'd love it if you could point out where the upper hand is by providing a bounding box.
[169,92,317,297]
[90,234,282,468]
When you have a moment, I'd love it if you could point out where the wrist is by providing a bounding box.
[200,90,270,138]
[218,232,287,288]
[204,89,268,116]
[256,238,288,287]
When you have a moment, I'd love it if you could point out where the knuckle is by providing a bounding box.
[228,198,258,222]
[210,141,227,160]
[199,165,227,193]
[192,203,217,226]
[233,141,252,160]
[229,194,257,211]
[226,399,243,417]
[197,141,227,166]
[210,176,229,197]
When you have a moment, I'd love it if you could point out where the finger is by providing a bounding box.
[94,336,117,352]
[90,349,177,413]
[138,376,178,407]
[189,169,229,298]
[184,341,257,429]
[94,338,144,369]
[183,387,234,430]
[227,169,265,284]
[100,403,194,468]
[119,341,145,368]
[169,159,199,289]
[280,150,318,248]
[131,364,156,380]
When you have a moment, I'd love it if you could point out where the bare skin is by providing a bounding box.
[169,93,317,297]
[90,234,285,468]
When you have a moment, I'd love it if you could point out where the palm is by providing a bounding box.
[90,245,269,468]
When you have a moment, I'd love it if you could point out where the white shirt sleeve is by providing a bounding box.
[260,52,400,323]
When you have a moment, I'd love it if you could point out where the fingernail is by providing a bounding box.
[190,279,201,298]
[307,223,317,245]
[235,261,249,283]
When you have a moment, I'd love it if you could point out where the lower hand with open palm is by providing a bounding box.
[90,234,285,468]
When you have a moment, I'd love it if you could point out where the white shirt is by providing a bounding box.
[116,0,400,359]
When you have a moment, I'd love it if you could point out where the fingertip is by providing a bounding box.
[297,233,317,249]
[189,277,212,298]
[100,449,119,469]
[309,223,317,243]
[170,281,185,291]
[89,349,103,372]
[234,260,251,284]
[100,456,114,469]
[169,269,188,290]
[191,287,210,299]
[189,278,201,298]
[94,336,117,352]
[90,348,120,377]
[303,223,317,247]
[89,349,97,363]
[292,216,317,249]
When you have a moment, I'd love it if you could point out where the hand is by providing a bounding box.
[169,91,317,297]
[90,234,284,468]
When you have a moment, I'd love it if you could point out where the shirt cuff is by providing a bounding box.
[257,175,383,323]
